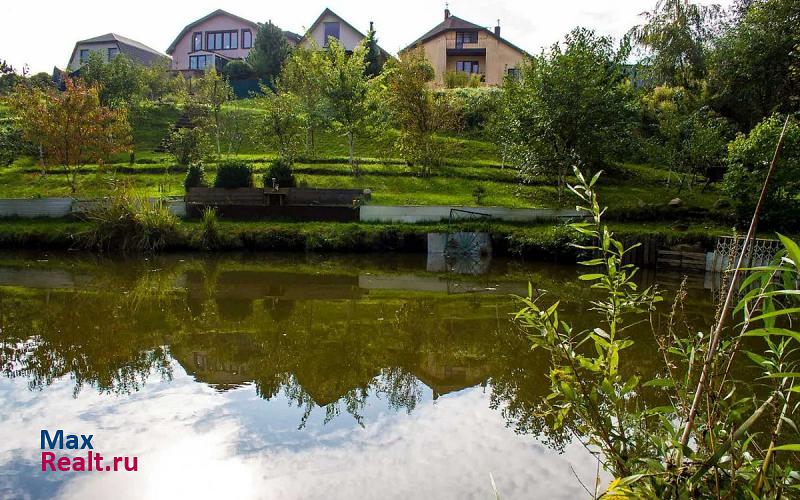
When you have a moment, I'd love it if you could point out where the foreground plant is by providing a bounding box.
[515,166,799,498]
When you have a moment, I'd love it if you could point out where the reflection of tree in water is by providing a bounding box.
[0,290,173,397]
[0,255,694,448]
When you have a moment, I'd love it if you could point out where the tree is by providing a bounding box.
[80,52,145,107]
[247,21,291,86]
[363,26,384,78]
[322,39,373,174]
[192,68,233,156]
[707,0,800,129]
[502,28,632,202]
[639,85,733,189]
[166,127,212,167]
[382,48,454,175]
[251,89,306,164]
[9,78,132,192]
[723,114,800,230]
[630,0,722,87]
[221,60,255,81]
[278,44,329,157]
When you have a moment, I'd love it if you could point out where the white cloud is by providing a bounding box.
[2,0,732,74]
[0,363,606,500]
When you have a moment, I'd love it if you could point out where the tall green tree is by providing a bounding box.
[382,48,454,175]
[278,43,329,157]
[192,69,233,156]
[247,21,292,86]
[363,26,384,78]
[630,0,722,87]
[707,0,800,129]
[322,39,373,174]
[80,52,145,107]
[502,28,632,202]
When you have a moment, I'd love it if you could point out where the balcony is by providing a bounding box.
[445,37,486,57]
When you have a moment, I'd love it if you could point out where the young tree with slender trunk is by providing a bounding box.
[321,40,372,174]
[278,43,329,157]
[9,78,132,193]
[192,69,233,156]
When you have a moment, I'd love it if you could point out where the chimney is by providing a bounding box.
[494,19,501,37]
[369,21,374,32]
[444,4,451,20]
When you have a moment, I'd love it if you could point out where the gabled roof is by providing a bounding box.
[68,33,169,69]
[401,14,528,56]
[304,7,391,59]
[166,9,301,54]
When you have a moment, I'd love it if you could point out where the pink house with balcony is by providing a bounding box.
[166,9,301,75]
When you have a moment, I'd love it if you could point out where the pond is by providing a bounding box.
[0,251,720,499]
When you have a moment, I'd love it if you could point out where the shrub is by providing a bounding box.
[263,159,296,188]
[221,60,255,81]
[200,207,221,250]
[214,159,253,188]
[472,185,486,205]
[437,87,501,132]
[81,185,179,252]
[443,71,481,88]
[184,163,207,191]
[723,114,800,230]
[0,121,36,166]
[166,127,212,167]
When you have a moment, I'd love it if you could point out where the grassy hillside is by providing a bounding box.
[0,103,723,211]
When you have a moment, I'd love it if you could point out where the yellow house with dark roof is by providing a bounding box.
[401,7,528,87]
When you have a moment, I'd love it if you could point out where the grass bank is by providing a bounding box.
[0,218,735,262]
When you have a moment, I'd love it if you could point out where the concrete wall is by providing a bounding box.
[0,198,186,219]
[360,205,585,223]
[0,198,74,218]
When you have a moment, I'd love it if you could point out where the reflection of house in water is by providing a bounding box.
[185,350,251,390]
[414,353,490,400]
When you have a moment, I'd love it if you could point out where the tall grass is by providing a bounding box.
[81,184,180,252]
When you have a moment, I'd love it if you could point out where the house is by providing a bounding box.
[166,9,302,75]
[67,33,169,71]
[300,7,389,61]
[401,8,527,87]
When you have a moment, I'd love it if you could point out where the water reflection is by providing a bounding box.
[0,252,718,499]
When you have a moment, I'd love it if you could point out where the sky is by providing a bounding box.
[2,0,733,74]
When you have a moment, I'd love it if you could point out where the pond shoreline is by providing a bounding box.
[0,218,728,264]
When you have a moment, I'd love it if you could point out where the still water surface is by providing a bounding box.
[0,252,718,499]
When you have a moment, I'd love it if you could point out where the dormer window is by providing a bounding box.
[455,31,478,47]
[323,22,340,47]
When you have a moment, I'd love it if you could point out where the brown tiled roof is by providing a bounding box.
[401,14,528,56]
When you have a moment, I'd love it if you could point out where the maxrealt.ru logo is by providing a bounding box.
[40,430,138,472]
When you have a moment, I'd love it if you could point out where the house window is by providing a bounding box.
[242,29,252,49]
[193,32,203,51]
[108,47,119,60]
[323,22,340,46]
[189,55,210,70]
[455,31,478,47]
[507,67,520,79]
[456,61,480,73]
[80,49,90,64]
[207,31,238,50]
